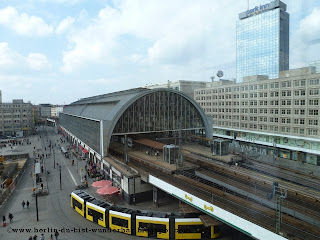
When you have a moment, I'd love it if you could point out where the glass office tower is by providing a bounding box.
[236,0,289,82]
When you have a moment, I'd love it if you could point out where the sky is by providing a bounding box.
[0,0,319,105]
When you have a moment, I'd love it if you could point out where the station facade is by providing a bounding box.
[59,88,212,203]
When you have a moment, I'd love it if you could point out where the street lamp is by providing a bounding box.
[59,165,62,190]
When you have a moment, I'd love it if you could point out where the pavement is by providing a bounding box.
[0,126,250,240]
[0,127,139,240]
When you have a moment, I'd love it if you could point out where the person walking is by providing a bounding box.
[22,200,25,209]
[54,230,59,240]
[2,215,5,223]
[8,213,13,223]
[26,201,30,209]
[40,233,45,240]
[29,236,32,240]
[33,234,38,240]
[50,234,53,240]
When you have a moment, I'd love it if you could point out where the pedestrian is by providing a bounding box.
[29,236,32,240]
[54,230,59,240]
[50,234,53,240]
[33,234,38,240]
[8,213,13,223]
[26,201,30,209]
[2,215,5,223]
[22,200,25,209]
[40,233,45,240]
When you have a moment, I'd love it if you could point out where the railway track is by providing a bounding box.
[109,147,320,239]
[195,168,320,223]
[184,153,320,203]
[242,161,320,191]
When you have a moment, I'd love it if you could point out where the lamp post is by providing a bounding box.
[53,148,55,169]
[59,165,62,190]
[35,192,39,221]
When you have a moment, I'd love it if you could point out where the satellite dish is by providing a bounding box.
[217,70,224,78]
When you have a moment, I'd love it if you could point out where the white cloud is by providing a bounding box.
[87,78,120,85]
[55,16,75,34]
[297,8,320,43]
[61,0,244,74]
[0,6,53,36]
[0,42,24,66]
[27,53,50,70]
[291,8,320,68]
[36,0,81,4]
[0,42,50,71]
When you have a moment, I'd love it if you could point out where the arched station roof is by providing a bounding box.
[61,88,212,155]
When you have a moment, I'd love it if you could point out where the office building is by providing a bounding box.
[50,105,64,117]
[39,104,52,117]
[0,98,34,137]
[195,67,320,165]
[236,0,289,82]
[145,80,209,99]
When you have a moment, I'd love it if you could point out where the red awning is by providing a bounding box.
[91,180,112,188]
[82,148,88,154]
[96,186,119,195]
[79,145,83,150]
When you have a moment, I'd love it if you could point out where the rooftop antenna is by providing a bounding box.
[210,76,215,82]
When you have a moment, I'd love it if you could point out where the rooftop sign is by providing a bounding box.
[239,0,287,20]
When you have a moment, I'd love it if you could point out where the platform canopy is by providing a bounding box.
[133,139,165,150]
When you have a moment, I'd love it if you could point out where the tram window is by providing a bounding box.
[138,223,166,234]
[138,222,148,232]
[90,208,103,220]
[214,226,221,234]
[72,198,82,210]
[153,224,166,233]
[177,224,204,234]
[112,216,128,228]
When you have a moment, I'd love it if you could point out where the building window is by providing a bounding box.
[308,129,318,135]
[310,79,320,85]
[310,89,319,95]
[309,110,319,116]
[309,99,319,105]
[309,119,318,126]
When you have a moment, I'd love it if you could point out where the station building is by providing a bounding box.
[59,88,212,203]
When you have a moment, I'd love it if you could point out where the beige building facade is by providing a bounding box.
[0,99,34,137]
[145,80,209,99]
[195,67,320,165]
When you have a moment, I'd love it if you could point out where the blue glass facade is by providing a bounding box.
[236,5,289,82]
